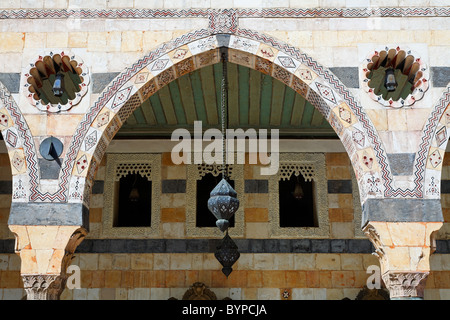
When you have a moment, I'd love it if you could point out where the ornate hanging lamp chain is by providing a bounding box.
[208,52,241,277]
[221,53,228,179]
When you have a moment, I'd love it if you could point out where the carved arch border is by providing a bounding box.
[0,81,39,204]
[52,29,394,210]
[418,84,450,200]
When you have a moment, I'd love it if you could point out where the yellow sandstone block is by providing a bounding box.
[366,109,388,132]
[387,222,426,247]
[316,254,341,270]
[337,31,363,47]
[121,31,143,52]
[69,32,88,48]
[46,32,68,48]
[24,32,47,48]
[431,30,450,46]
[47,249,65,274]
[406,108,429,131]
[143,31,173,50]
[24,114,47,137]
[383,246,410,271]
[47,114,84,136]
[0,33,24,53]
[27,226,59,250]
[287,31,313,48]
[18,249,38,274]
[387,109,408,131]
[87,32,108,52]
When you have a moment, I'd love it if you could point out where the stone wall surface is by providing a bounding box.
[0,152,447,299]
[0,1,448,299]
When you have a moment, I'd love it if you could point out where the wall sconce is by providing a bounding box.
[384,68,397,92]
[52,72,65,97]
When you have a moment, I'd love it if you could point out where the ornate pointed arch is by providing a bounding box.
[0,81,40,203]
[418,85,450,199]
[53,29,393,210]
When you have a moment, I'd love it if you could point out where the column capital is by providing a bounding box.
[381,271,429,300]
[22,274,68,300]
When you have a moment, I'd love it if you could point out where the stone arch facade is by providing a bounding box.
[61,29,392,217]
[0,4,446,301]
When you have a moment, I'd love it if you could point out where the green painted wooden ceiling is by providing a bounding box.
[117,62,336,138]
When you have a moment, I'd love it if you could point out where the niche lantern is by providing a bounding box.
[384,68,397,92]
[52,72,65,97]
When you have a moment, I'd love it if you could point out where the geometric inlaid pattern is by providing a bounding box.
[84,130,97,152]
[11,151,25,172]
[435,126,447,147]
[316,82,337,104]
[0,110,9,129]
[5,129,18,148]
[339,105,352,124]
[429,149,442,168]
[76,155,88,174]
[111,86,133,110]
[352,128,365,148]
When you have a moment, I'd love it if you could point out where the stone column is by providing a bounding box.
[8,201,89,300]
[9,225,87,300]
[363,221,442,300]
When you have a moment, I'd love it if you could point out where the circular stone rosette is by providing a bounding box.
[22,51,90,113]
[361,46,429,108]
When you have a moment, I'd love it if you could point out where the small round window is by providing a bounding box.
[361,47,429,108]
[23,52,90,112]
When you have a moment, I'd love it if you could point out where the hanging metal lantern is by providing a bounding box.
[52,72,65,97]
[208,51,241,277]
[292,175,304,200]
[215,231,240,278]
[207,178,239,232]
[384,68,397,92]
